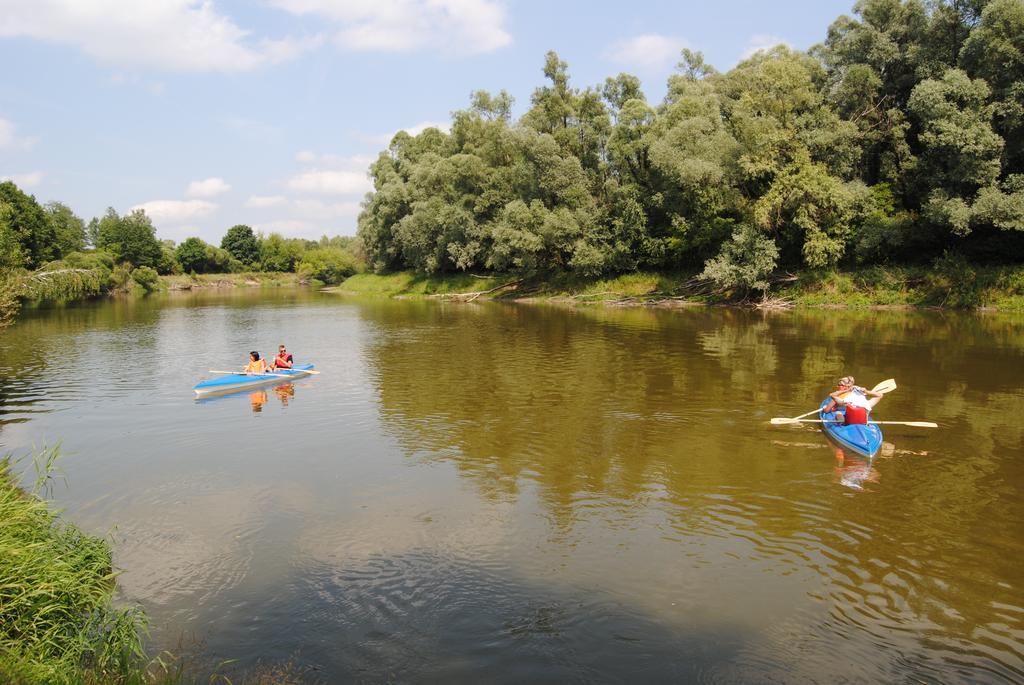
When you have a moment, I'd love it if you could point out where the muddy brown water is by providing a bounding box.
[1,290,1022,682]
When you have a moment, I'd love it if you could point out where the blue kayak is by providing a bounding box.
[193,363,315,397]
[818,396,883,457]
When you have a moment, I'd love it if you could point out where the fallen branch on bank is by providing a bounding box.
[430,278,524,302]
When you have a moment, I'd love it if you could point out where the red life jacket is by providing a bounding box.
[844,404,868,425]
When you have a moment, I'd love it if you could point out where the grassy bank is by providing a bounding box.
[330,271,500,297]
[331,263,1024,311]
[160,272,305,291]
[0,451,148,684]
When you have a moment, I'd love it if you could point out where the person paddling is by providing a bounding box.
[244,350,270,374]
[272,344,293,371]
[824,375,884,424]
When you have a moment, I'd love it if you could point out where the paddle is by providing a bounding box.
[771,418,937,428]
[771,378,898,424]
[208,368,321,376]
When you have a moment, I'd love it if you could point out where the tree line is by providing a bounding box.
[357,0,1024,292]
[0,180,360,327]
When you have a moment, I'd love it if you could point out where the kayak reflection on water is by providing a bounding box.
[249,390,268,413]
[834,446,879,490]
[273,383,295,406]
[249,384,296,414]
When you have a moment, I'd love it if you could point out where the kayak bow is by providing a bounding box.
[193,363,315,397]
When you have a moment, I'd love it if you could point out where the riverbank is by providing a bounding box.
[161,272,305,291]
[329,263,1024,311]
[0,452,149,683]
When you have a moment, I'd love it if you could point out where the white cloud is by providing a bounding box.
[245,194,287,208]
[0,171,43,188]
[292,198,362,219]
[130,199,217,223]
[0,0,316,72]
[285,169,371,195]
[186,177,231,198]
[294,150,376,167]
[358,120,450,147]
[0,117,37,150]
[604,34,688,70]
[270,0,511,55]
[253,219,319,237]
[740,34,790,60]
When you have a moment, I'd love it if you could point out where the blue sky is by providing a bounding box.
[0,0,855,244]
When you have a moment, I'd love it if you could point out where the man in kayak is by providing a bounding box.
[824,376,884,425]
[244,351,270,374]
[271,344,293,370]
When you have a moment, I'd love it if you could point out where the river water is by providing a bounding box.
[1,290,1022,683]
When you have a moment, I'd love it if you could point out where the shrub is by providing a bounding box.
[131,266,160,292]
[296,247,359,285]
[700,223,779,295]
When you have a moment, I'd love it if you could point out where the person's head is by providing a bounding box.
[250,350,260,361]
[837,375,855,389]
[278,344,286,355]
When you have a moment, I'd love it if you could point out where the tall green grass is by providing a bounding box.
[0,448,147,684]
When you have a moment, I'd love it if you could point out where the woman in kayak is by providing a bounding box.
[824,376,884,424]
[244,350,270,374]
[271,344,293,370]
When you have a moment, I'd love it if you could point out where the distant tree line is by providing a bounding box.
[0,180,361,327]
[358,0,1024,291]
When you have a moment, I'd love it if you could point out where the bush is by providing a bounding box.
[700,223,779,295]
[296,248,359,285]
[130,266,160,292]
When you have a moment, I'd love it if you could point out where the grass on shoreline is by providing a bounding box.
[331,263,1024,311]
[159,272,304,291]
[0,450,148,684]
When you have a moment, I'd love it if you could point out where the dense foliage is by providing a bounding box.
[357,0,1024,289]
[221,224,260,266]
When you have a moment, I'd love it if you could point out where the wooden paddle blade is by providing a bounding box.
[871,378,897,394]
[770,417,800,424]
[871,420,937,427]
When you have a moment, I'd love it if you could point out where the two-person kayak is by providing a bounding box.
[193,364,316,397]
[818,396,883,457]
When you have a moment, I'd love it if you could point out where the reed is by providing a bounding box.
[0,448,147,684]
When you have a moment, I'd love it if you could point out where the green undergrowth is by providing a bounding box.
[778,263,1024,310]
[330,271,499,296]
[0,449,150,684]
[160,272,303,291]
[334,263,1024,311]
[0,449,321,684]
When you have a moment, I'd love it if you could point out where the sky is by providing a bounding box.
[0,0,856,244]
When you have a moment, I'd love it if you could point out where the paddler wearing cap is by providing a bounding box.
[823,376,884,425]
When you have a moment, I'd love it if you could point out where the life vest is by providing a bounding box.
[245,360,268,373]
[844,404,869,425]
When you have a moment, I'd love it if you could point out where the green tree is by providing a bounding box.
[0,181,57,268]
[44,202,86,258]
[0,199,24,270]
[175,237,209,273]
[297,247,359,284]
[220,224,260,266]
[259,233,305,272]
[95,208,162,267]
[960,0,1024,174]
